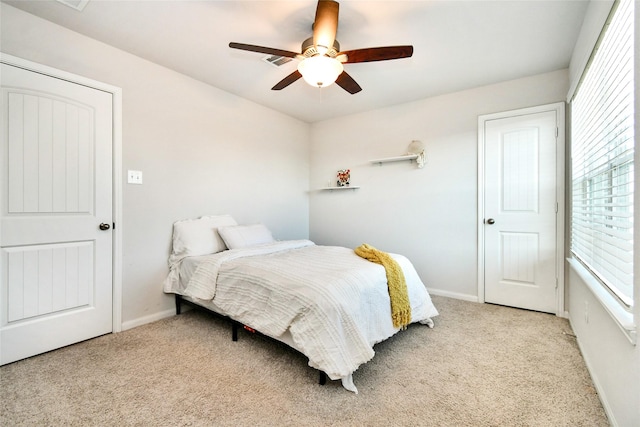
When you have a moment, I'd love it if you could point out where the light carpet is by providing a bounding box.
[0,296,608,426]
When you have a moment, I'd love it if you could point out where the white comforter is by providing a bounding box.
[165,240,438,392]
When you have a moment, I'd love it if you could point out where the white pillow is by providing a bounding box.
[171,215,237,257]
[217,224,275,249]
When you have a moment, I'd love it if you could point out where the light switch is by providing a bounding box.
[127,170,143,184]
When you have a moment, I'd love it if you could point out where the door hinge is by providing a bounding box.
[555,277,558,289]
[112,222,116,230]
[556,127,559,138]
[555,202,558,213]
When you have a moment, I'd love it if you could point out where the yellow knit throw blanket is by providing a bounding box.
[354,244,411,329]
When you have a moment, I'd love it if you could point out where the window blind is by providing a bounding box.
[571,0,634,307]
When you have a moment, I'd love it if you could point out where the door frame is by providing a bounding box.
[477,102,566,316]
[0,53,123,332]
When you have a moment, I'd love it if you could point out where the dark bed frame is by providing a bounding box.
[175,294,327,386]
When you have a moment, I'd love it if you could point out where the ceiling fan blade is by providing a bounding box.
[335,71,362,94]
[229,42,299,58]
[340,46,414,63]
[271,71,303,91]
[313,0,339,54]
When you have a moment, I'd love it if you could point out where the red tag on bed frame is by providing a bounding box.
[243,325,256,333]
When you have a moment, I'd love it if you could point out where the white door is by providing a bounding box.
[0,63,113,365]
[481,105,562,314]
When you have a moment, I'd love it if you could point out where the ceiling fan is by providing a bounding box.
[229,0,413,94]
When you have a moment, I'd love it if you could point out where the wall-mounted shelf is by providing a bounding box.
[320,186,360,191]
[369,154,418,165]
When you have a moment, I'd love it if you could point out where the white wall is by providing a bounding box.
[309,70,568,300]
[1,4,310,326]
[568,267,639,426]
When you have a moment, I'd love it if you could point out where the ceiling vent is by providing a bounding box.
[55,0,90,11]
[262,55,293,68]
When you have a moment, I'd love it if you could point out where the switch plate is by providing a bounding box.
[127,170,143,184]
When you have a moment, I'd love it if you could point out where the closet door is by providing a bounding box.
[480,103,564,314]
[0,63,113,365]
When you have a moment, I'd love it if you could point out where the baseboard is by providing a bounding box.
[568,316,618,427]
[427,288,479,302]
[121,308,176,331]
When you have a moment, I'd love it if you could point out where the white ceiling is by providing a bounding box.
[4,0,589,123]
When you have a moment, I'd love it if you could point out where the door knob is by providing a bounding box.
[99,223,111,230]
[486,218,495,225]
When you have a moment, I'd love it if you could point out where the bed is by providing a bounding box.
[163,215,438,393]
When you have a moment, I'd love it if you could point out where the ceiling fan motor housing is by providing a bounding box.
[301,37,341,58]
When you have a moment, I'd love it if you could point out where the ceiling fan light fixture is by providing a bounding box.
[297,56,344,88]
[229,0,412,94]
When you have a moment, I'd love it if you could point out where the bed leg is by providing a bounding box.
[232,322,238,342]
[319,371,327,385]
[175,294,182,315]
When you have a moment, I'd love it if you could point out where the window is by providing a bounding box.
[571,0,634,307]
